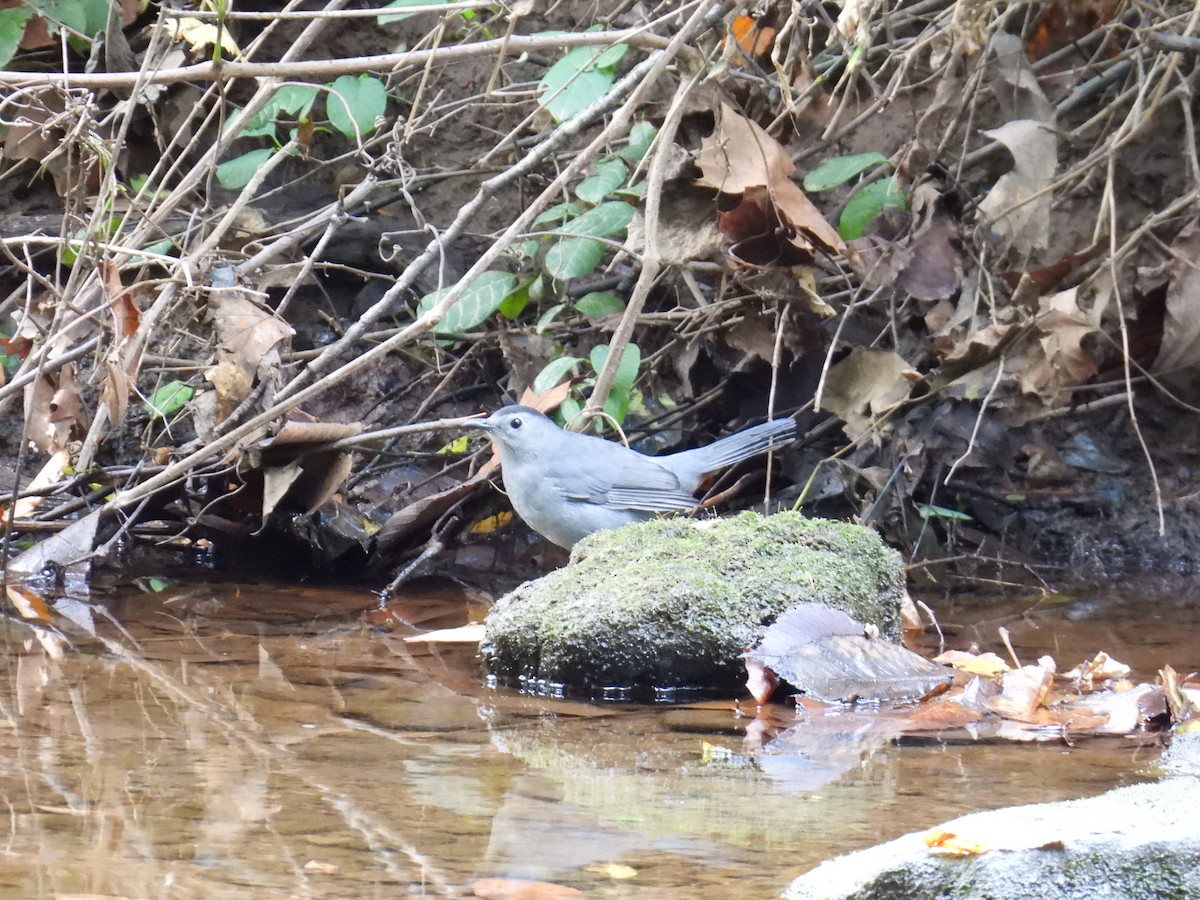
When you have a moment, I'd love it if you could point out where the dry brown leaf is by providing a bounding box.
[934,649,1012,677]
[987,661,1055,720]
[977,120,1056,257]
[0,448,70,525]
[1150,218,1200,387]
[819,348,918,438]
[25,363,87,454]
[695,102,795,193]
[6,584,52,624]
[471,878,583,899]
[205,291,294,421]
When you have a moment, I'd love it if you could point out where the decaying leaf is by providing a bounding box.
[25,362,87,454]
[694,103,847,261]
[819,348,919,438]
[977,119,1057,258]
[746,602,953,703]
[204,290,294,422]
[935,649,1012,677]
[1150,218,1200,392]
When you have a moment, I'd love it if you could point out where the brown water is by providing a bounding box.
[0,579,1194,898]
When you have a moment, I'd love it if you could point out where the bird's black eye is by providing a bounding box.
[509,417,522,430]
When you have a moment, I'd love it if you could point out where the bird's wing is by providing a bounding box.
[554,457,698,512]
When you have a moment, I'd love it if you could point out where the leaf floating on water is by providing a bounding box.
[746,603,952,703]
[584,862,637,879]
[934,649,1012,677]
[471,877,583,899]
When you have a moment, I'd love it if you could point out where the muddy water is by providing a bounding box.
[0,579,1194,899]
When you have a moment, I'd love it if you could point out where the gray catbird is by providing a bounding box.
[467,405,796,548]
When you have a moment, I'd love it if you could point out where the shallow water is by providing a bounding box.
[0,579,1193,898]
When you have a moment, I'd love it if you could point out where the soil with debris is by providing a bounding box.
[1,1,1199,586]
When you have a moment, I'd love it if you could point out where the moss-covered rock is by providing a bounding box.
[481,512,903,692]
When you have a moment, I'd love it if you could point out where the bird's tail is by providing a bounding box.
[678,418,796,473]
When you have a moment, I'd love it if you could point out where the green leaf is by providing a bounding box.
[416,270,517,334]
[229,85,320,138]
[229,106,279,138]
[216,148,275,189]
[554,200,634,238]
[575,292,625,318]
[0,8,34,67]
[604,386,631,425]
[28,0,107,39]
[593,43,628,68]
[838,177,907,240]
[61,217,120,266]
[544,238,603,280]
[803,152,889,192]
[558,396,583,427]
[538,43,629,123]
[533,201,580,227]
[618,120,657,162]
[612,182,646,200]
[533,356,583,394]
[590,342,640,390]
[378,0,449,25]
[326,74,387,140]
[147,577,168,593]
[498,278,534,319]
[916,504,973,522]
[575,157,628,204]
[535,303,566,333]
[274,84,320,118]
[144,381,194,420]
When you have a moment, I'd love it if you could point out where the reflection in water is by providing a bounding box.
[0,580,1191,897]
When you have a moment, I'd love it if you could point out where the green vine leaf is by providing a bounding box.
[327,74,387,140]
[416,270,517,334]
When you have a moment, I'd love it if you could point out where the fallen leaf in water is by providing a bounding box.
[6,585,52,623]
[934,650,1012,676]
[746,602,952,703]
[1063,651,1131,685]
[471,877,583,899]
[585,862,637,879]
[303,859,339,874]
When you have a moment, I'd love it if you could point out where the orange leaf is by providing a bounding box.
[7,584,52,623]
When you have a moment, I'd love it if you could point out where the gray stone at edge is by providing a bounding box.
[481,511,903,691]
[783,776,1200,900]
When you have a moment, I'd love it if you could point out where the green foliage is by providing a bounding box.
[378,0,450,25]
[803,152,888,192]
[144,381,194,420]
[575,158,628,204]
[574,291,624,319]
[60,216,120,265]
[534,341,641,426]
[838,176,907,240]
[532,356,583,394]
[416,270,518,334]
[217,148,274,190]
[326,74,387,140]
[0,8,33,67]
[220,78,383,189]
[538,39,629,123]
[26,0,108,43]
[618,120,657,162]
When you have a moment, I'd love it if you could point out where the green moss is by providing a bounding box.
[483,512,903,692]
